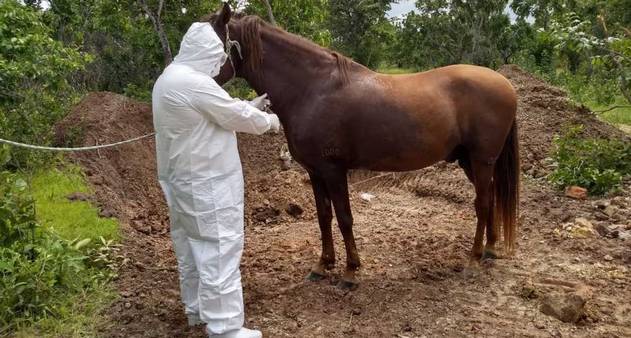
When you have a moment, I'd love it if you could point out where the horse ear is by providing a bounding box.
[217,2,232,25]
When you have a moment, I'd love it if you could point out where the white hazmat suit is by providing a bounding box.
[152,22,278,336]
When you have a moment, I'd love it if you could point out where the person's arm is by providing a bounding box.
[190,79,279,135]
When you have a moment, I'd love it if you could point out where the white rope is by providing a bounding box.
[0,133,155,152]
[225,25,243,81]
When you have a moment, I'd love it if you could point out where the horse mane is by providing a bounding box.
[237,15,352,84]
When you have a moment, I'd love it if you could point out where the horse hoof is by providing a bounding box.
[337,279,359,291]
[307,271,326,282]
[481,249,498,261]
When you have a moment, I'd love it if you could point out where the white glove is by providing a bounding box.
[268,114,281,133]
[249,93,271,111]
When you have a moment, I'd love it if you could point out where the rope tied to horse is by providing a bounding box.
[0,133,155,152]
[225,25,243,81]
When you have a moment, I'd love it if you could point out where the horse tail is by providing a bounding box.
[494,120,520,254]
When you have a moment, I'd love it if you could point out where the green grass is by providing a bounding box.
[588,99,631,126]
[29,167,119,242]
[10,166,120,337]
[12,286,117,338]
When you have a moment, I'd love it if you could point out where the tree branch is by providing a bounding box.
[594,105,631,113]
[261,0,277,26]
[137,0,172,66]
[157,0,165,19]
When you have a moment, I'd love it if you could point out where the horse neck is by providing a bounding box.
[241,27,365,123]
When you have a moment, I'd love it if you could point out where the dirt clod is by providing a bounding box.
[565,186,588,200]
[540,287,592,323]
[285,203,304,218]
[67,192,90,202]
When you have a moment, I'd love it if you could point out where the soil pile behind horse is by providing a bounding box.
[55,65,630,337]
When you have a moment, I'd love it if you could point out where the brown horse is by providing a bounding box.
[208,4,519,289]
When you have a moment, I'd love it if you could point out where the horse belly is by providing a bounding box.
[352,121,459,172]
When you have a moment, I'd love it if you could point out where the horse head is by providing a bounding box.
[204,3,264,86]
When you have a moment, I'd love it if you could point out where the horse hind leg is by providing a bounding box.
[483,180,498,260]
[459,152,497,263]
[468,158,495,264]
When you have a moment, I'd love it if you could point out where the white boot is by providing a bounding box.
[208,327,262,338]
[187,314,204,327]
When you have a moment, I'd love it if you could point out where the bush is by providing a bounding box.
[549,126,631,195]
[0,171,115,332]
[0,1,91,170]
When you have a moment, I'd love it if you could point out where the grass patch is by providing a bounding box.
[4,166,120,337]
[588,100,631,126]
[549,125,631,195]
[11,286,117,338]
[29,167,119,242]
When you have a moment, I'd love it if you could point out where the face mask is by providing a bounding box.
[210,51,229,77]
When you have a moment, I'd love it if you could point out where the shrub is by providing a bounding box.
[0,1,91,170]
[0,171,115,331]
[549,126,631,195]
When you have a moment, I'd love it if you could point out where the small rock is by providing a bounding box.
[565,186,588,200]
[132,221,151,235]
[604,255,613,261]
[619,230,631,241]
[352,308,362,316]
[601,205,616,218]
[252,206,280,223]
[360,193,376,202]
[519,280,539,300]
[574,218,592,228]
[534,322,546,330]
[285,203,304,218]
[124,302,132,309]
[67,192,90,202]
[120,291,133,298]
[280,160,291,171]
[568,218,596,238]
[92,176,105,185]
[611,197,628,208]
[540,287,591,323]
[594,223,610,237]
[99,208,116,218]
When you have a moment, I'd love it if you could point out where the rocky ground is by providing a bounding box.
[55,65,630,337]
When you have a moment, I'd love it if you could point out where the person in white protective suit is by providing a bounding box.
[152,22,280,338]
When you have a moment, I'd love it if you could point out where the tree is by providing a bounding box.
[394,0,512,69]
[550,11,631,104]
[0,0,91,168]
[328,0,395,68]
[511,0,567,29]
[246,0,331,46]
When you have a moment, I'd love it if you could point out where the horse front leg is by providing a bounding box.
[324,170,360,290]
[307,173,335,281]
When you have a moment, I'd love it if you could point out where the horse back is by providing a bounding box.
[287,65,516,172]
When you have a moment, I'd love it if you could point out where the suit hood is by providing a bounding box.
[173,22,228,77]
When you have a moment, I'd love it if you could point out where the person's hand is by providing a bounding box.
[249,93,271,111]
[268,114,281,133]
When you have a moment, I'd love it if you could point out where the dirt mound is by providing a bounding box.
[55,66,631,337]
[498,64,628,177]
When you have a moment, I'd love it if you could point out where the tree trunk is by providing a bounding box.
[261,0,277,26]
[138,0,172,66]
